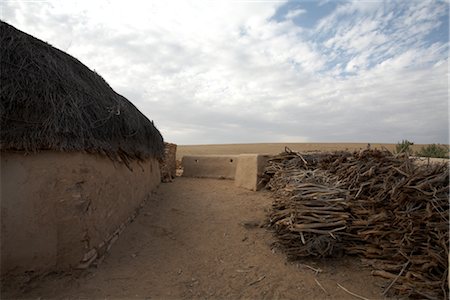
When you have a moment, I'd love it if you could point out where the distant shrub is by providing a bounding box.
[416,144,449,159]
[396,140,414,155]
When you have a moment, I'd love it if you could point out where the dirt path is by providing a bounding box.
[5,178,389,299]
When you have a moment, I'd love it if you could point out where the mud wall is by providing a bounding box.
[0,151,160,276]
[182,155,238,179]
[234,154,271,191]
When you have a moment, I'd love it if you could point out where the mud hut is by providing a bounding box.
[0,21,164,276]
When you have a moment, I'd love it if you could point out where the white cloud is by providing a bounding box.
[285,8,306,19]
[1,0,448,144]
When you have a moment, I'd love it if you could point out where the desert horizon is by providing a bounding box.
[176,142,448,159]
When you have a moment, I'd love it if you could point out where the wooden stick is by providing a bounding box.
[299,263,322,274]
[371,270,396,280]
[298,153,308,165]
[292,220,346,230]
[314,278,328,294]
[248,275,265,286]
[300,232,306,244]
[337,283,371,300]
[382,261,409,296]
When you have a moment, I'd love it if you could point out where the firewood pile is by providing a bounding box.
[263,148,449,299]
[264,151,350,258]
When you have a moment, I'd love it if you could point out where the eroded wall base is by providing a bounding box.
[1,151,160,276]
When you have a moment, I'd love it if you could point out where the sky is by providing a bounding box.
[1,0,449,145]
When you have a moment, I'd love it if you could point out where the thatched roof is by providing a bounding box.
[0,21,164,162]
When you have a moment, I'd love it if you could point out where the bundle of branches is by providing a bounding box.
[0,21,164,162]
[265,149,351,258]
[325,149,449,299]
[264,148,449,299]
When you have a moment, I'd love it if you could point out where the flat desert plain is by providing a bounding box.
[177,142,428,160]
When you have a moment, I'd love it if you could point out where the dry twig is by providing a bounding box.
[248,275,265,286]
[314,278,328,295]
[337,283,371,300]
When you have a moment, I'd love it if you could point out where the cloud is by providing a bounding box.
[285,8,306,19]
[1,0,448,144]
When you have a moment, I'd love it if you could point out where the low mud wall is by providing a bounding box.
[1,151,160,276]
[182,155,238,179]
[235,154,271,191]
[182,154,271,191]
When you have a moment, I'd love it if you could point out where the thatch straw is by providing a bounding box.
[0,21,164,162]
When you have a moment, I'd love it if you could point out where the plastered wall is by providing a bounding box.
[234,154,271,191]
[182,154,271,190]
[182,155,238,179]
[0,151,160,276]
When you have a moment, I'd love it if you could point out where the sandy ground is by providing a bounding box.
[3,178,390,299]
[176,143,430,160]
